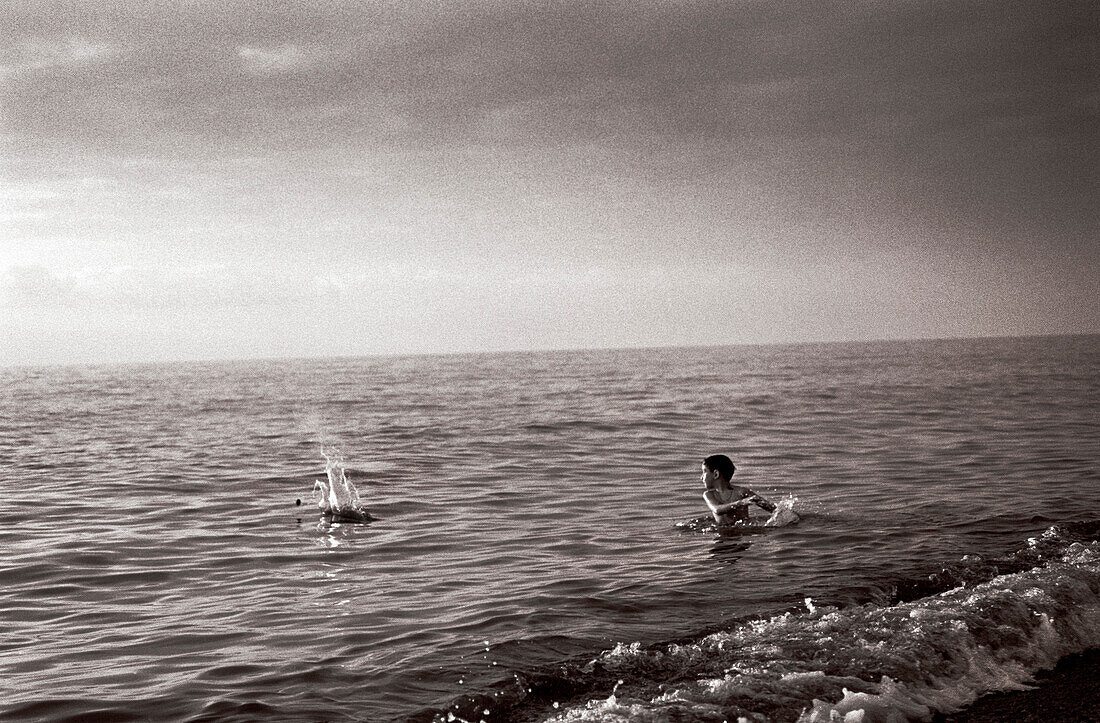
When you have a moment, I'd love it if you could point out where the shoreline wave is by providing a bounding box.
[419,522,1100,723]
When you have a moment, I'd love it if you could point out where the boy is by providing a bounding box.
[701,454,776,526]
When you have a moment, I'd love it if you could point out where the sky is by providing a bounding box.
[2,0,1097,366]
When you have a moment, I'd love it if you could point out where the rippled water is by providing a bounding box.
[1,335,1098,721]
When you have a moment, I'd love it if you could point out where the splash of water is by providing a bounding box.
[676,495,802,533]
[764,495,801,527]
[314,449,371,522]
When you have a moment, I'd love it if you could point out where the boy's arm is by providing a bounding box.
[703,490,723,516]
[704,490,753,516]
[745,491,777,512]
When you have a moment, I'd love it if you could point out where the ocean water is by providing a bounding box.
[1,335,1098,722]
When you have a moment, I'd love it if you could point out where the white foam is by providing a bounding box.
[546,539,1100,723]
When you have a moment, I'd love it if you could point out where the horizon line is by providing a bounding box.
[4,329,1097,372]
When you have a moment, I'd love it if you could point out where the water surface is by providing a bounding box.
[1,335,1098,721]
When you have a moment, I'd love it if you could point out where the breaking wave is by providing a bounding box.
[422,522,1100,723]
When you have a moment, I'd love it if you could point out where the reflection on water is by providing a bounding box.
[710,538,752,564]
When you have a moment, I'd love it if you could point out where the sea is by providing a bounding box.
[2,334,1098,722]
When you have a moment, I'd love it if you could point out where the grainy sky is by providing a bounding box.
[2,0,1097,365]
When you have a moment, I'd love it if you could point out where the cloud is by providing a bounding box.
[237,44,311,75]
[0,258,753,314]
[0,179,62,201]
[0,36,123,76]
[0,0,1096,366]
[0,264,343,311]
[0,265,73,307]
[3,1,1093,221]
[4,1,1094,168]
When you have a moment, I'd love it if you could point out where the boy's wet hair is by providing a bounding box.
[704,454,736,481]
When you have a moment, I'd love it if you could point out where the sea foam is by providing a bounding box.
[539,532,1100,723]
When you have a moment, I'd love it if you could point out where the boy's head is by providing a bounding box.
[703,454,736,482]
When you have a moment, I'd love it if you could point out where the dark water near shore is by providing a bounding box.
[1,335,1098,722]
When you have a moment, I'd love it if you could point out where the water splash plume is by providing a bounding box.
[313,449,373,523]
[765,495,801,527]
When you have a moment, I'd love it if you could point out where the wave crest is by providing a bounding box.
[542,532,1100,723]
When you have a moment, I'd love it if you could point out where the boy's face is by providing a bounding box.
[701,463,719,488]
